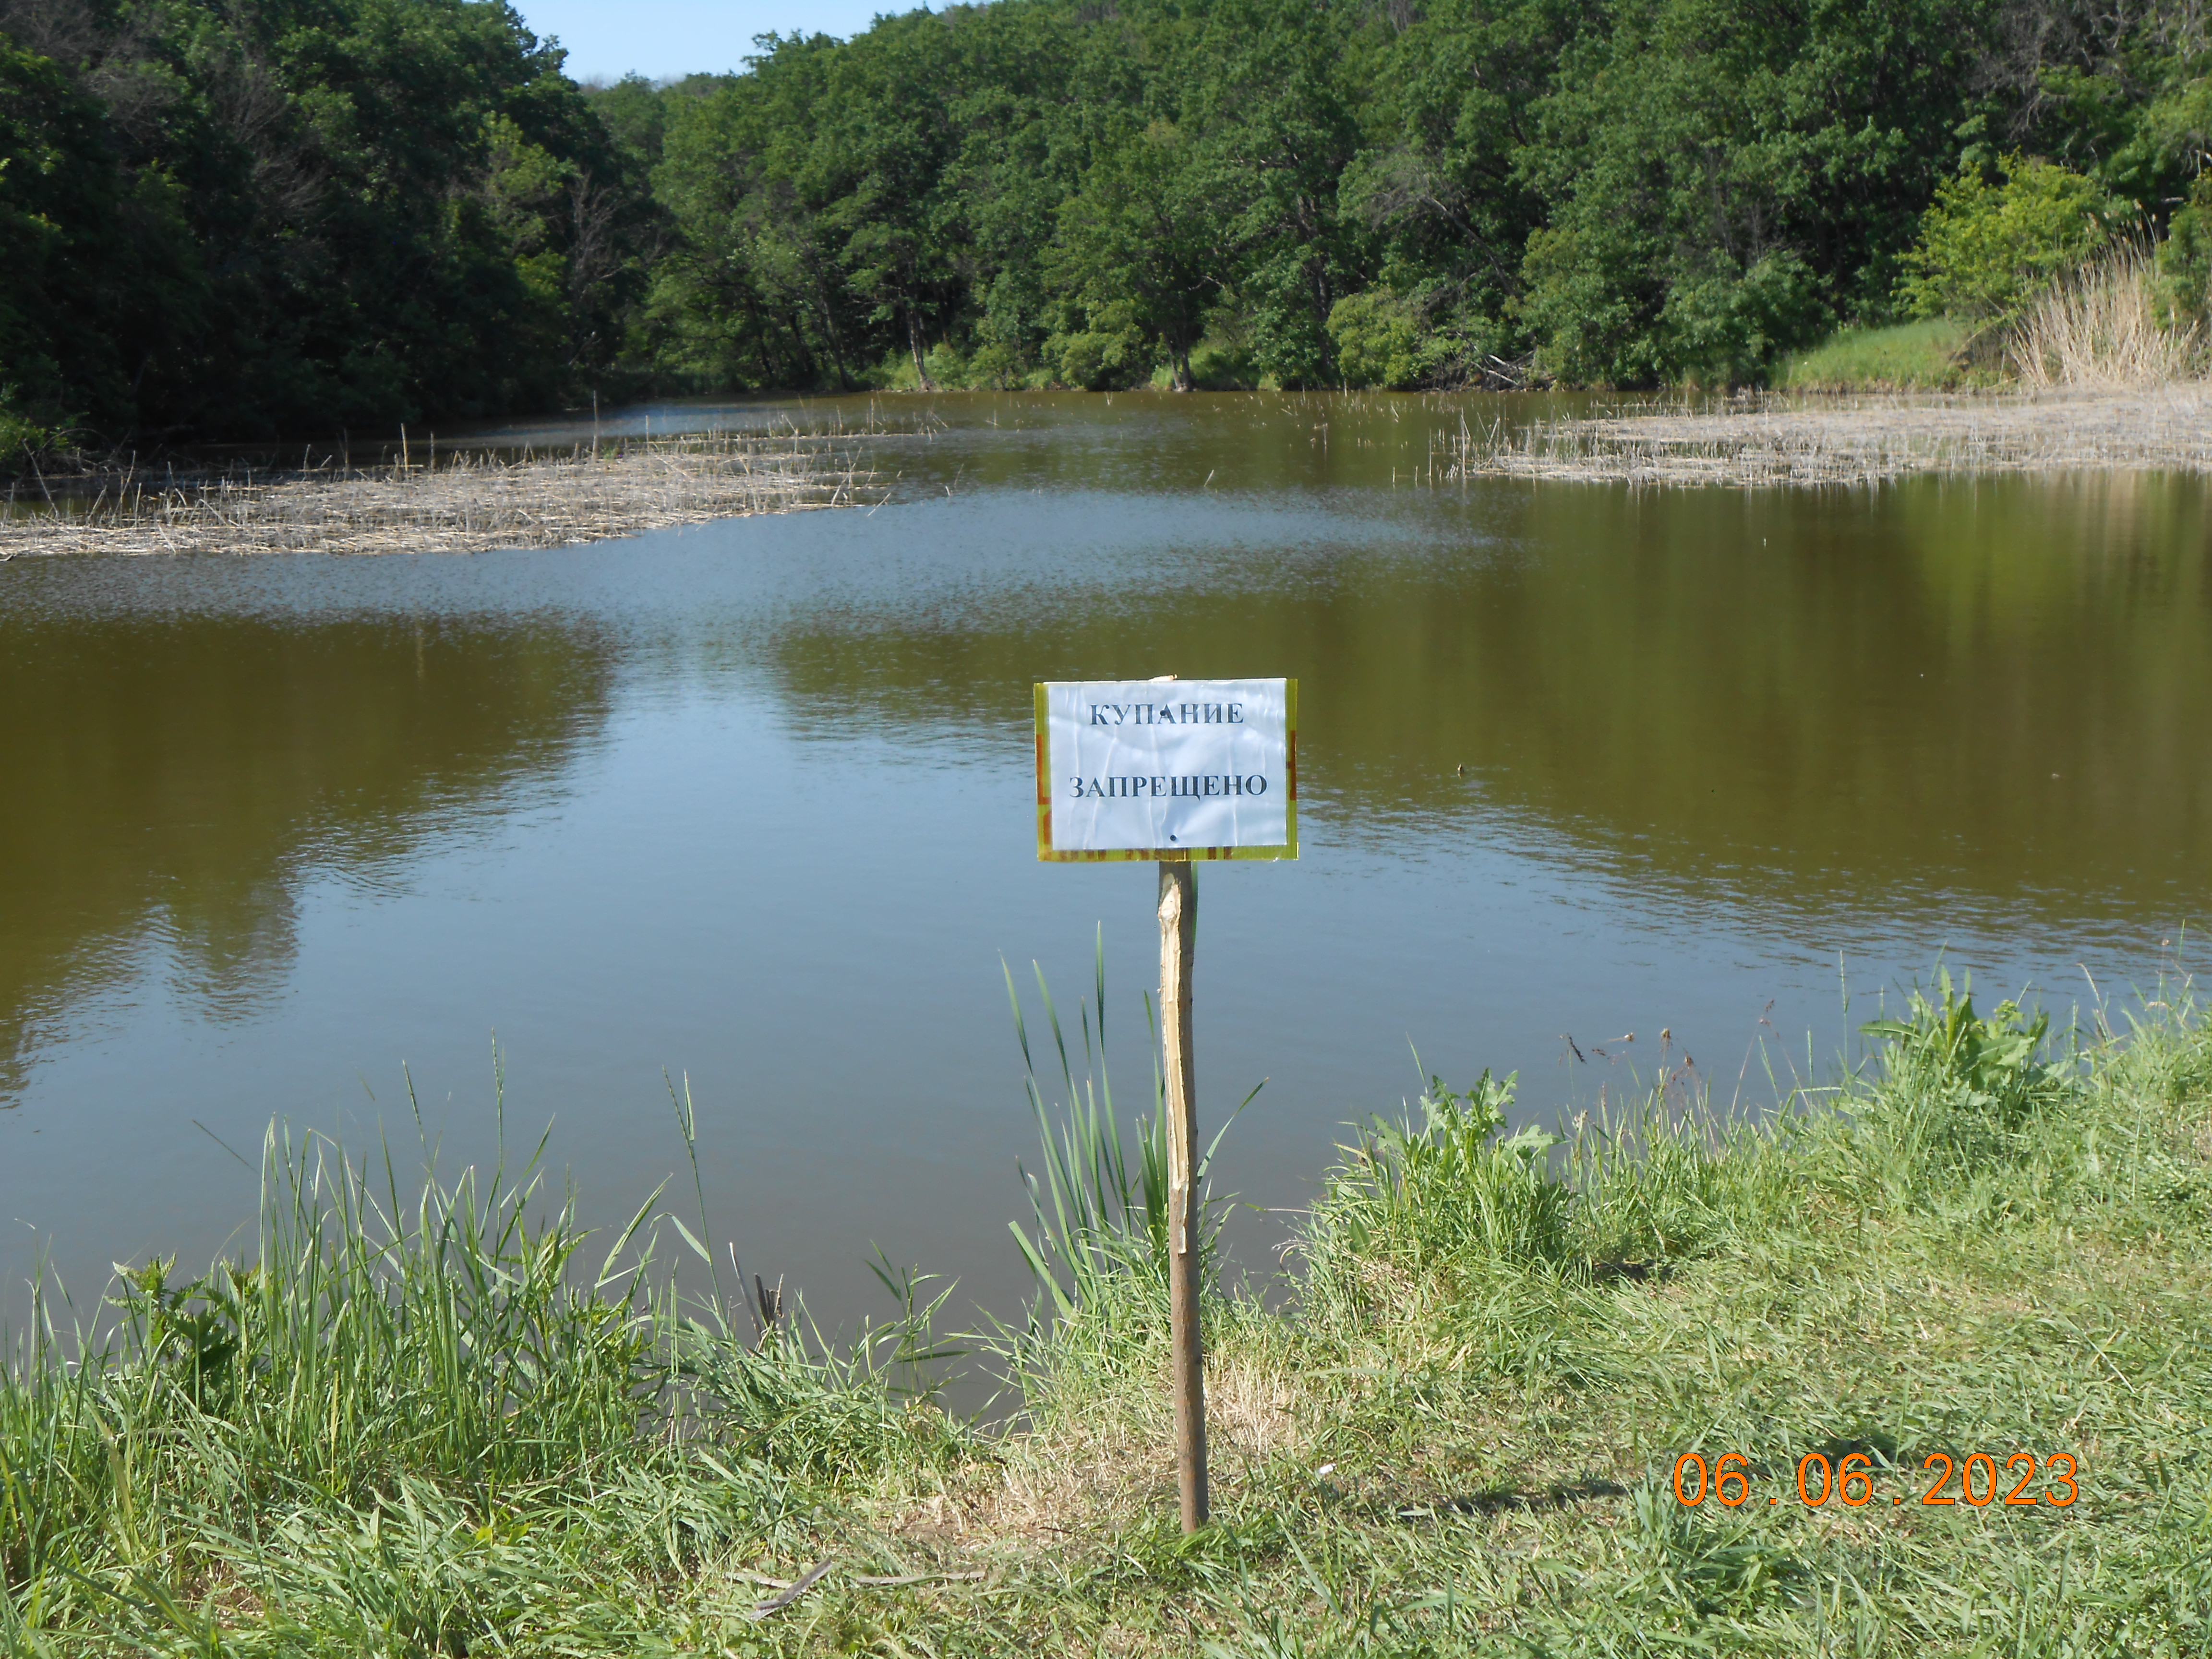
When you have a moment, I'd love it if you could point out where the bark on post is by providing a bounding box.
[1158,858,1208,1531]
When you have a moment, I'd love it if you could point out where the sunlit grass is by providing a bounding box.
[5,972,2209,1652]
[0,1074,965,1649]
[1776,317,1985,391]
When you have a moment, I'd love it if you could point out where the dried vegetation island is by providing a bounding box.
[0,431,880,559]
[1447,384,2212,488]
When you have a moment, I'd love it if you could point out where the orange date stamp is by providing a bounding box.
[1671,1451,2080,1509]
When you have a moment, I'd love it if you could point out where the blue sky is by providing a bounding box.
[517,0,899,82]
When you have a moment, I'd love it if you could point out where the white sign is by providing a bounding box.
[1034,678,1298,861]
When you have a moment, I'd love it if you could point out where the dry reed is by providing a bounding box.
[2012,243,2201,389]
[0,429,881,558]
[1441,385,2212,487]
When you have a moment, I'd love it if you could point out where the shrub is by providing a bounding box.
[1896,154,2112,324]
[1847,970,2081,1214]
[1655,250,1830,387]
[1326,290,1446,390]
[0,385,53,472]
[1047,309,1152,390]
[1860,970,2066,1130]
[1312,1073,1572,1279]
[2156,173,2212,326]
[1186,334,1260,390]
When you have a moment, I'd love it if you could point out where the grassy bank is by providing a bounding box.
[5,974,2210,1654]
[1771,243,2203,401]
[1774,320,1989,393]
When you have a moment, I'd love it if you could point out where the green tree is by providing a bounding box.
[0,35,182,434]
[1517,0,1999,385]
[1177,0,1366,385]
[2,0,652,445]
[1046,116,1232,388]
[20,0,2211,431]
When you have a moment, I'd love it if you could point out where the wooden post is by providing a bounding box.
[1158,859,1208,1531]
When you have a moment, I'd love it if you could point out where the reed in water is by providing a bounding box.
[1,428,882,558]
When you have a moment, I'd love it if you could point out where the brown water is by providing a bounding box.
[2,391,2207,1334]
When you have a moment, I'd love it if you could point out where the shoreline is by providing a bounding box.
[4,984,2206,1648]
[15,386,2212,559]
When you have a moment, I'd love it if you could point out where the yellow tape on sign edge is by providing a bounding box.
[1034,679,1299,863]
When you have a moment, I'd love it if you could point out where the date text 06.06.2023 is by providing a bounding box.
[1672,1452,2080,1509]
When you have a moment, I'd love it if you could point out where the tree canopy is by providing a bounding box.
[7,0,2212,444]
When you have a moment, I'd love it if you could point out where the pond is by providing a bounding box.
[2,391,2207,1336]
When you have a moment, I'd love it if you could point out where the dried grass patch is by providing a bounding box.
[1443,385,2212,487]
[0,431,880,557]
[2014,244,2200,389]
[872,1340,1312,1564]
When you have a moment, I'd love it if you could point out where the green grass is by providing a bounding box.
[1774,318,1993,392]
[5,972,2210,1654]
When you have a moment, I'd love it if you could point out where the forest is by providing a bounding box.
[5,0,2212,445]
